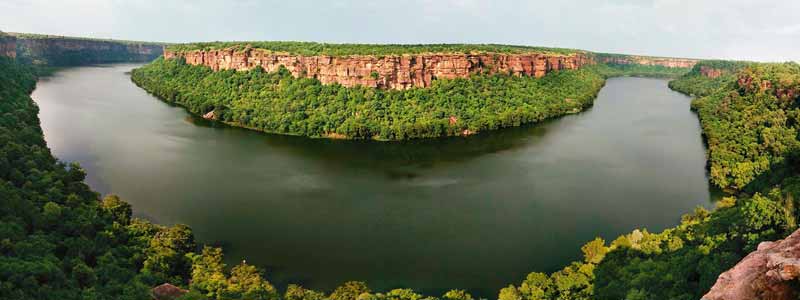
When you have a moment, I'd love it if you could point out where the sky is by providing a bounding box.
[1,0,798,62]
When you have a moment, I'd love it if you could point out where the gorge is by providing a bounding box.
[2,30,800,300]
[34,63,712,296]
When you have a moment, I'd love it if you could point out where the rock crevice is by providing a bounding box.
[164,48,594,90]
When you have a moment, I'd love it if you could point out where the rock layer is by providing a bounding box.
[702,228,800,300]
[164,48,593,90]
[0,33,15,58]
[699,66,724,78]
[599,54,698,69]
[11,34,163,66]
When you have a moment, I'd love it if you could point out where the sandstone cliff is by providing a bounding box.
[598,54,698,69]
[703,228,800,300]
[164,48,593,90]
[0,32,15,58]
[9,33,163,66]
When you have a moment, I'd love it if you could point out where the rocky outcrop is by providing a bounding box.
[164,48,593,90]
[702,228,800,300]
[0,33,15,58]
[10,33,163,66]
[152,283,188,300]
[599,54,698,69]
[699,66,724,78]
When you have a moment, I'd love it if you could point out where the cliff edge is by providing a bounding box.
[703,228,800,300]
[164,47,593,90]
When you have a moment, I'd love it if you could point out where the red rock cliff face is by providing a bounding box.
[0,35,15,58]
[699,66,724,78]
[703,228,800,300]
[164,48,593,90]
[600,55,698,69]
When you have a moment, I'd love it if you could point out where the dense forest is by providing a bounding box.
[131,57,606,140]
[165,41,580,56]
[495,62,800,300]
[0,56,287,300]
[668,60,752,97]
[8,32,164,67]
[0,54,481,300]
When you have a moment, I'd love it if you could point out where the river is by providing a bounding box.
[32,64,711,296]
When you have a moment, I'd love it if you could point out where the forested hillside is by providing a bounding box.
[0,57,280,300]
[131,57,605,140]
[668,60,752,97]
[496,62,800,300]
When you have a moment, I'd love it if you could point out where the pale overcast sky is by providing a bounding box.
[1,0,798,62]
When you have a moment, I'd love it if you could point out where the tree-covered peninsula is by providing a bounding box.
[131,57,606,140]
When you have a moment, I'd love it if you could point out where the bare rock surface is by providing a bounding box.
[152,283,188,300]
[702,228,800,300]
[165,48,592,90]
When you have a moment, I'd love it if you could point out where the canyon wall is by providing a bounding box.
[164,48,593,90]
[599,54,698,69]
[0,33,15,58]
[10,34,163,66]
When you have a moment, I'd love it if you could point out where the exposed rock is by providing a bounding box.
[449,116,458,125]
[9,33,163,66]
[152,283,188,300]
[164,48,593,90]
[699,66,724,78]
[702,228,800,300]
[0,33,15,58]
[599,55,698,69]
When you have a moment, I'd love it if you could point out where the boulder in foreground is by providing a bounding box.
[703,228,800,300]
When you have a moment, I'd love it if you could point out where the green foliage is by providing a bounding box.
[329,281,371,300]
[588,63,690,78]
[10,33,163,67]
[689,62,800,189]
[166,41,580,56]
[668,60,752,97]
[0,56,190,299]
[188,247,279,300]
[0,55,284,300]
[501,61,800,300]
[131,57,605,140]
[9,32,166,46]
[441,290,473,300]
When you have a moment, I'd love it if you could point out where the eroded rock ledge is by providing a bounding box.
[0,32,15,58]
[703,228,800,300]
[164,48,594,90]
[599,54,698,69]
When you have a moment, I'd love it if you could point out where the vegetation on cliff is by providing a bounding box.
[668,60,752,97]
[8,32,166,46]
[131,57,605,140]
[589,63,690,78]
[9,32,164,67]
[165,41,581,56]
[0,56,276,300]
[496,62,800,300]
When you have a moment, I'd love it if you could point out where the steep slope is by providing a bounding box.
[132,56,606,140]
[499,62,800,300]
[8,32,164,66]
